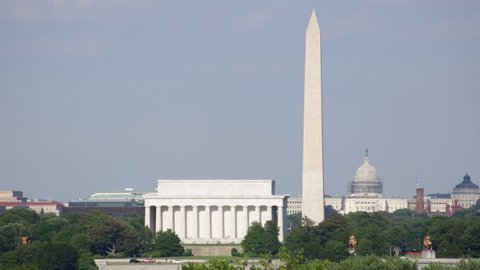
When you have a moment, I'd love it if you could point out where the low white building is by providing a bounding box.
[0,201,64,215]
[144,179,288,244]
[286,197,302,215]
[385,198,409,213]
[325,197,343,212]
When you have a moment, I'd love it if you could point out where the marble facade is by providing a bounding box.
[144,180,288,244]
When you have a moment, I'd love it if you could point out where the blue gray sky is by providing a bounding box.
[1,1,479,201]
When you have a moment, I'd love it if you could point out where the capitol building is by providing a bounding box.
[288,151,480,216]
[349,150,382,198]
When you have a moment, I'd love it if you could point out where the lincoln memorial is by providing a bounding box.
[144,179,288,244]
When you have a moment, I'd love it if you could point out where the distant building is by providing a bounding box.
[287,197,302,215]
[349,150,382,198]
[286,152,468,217]
[64,188,147,217]
[0,201,64,215]
[451,173,480,209]
[415,186,425,214]
[325,196,343,212]
[343,151,392,214]
[0,190,27,203]
[67,188,145,208]
[0,190,63,215]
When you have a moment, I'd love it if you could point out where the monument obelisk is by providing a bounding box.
[301,10,325,224]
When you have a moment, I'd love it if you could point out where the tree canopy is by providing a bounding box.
[155,229,184,257]
[285,207,480,259]
[0,209,157,269]
[241,221,280,256]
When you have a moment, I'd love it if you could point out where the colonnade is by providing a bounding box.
[145,204,285,243]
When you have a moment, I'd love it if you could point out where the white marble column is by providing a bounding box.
[205,205,211,239]
[278,205,285,241]
[155,206,162,232]
[179,206,186,238]
[219,206,224,238]
[231,205,237,239]
[244,206,250,233]
[266,206,272,223]
[145,206,151,229]
[169,206,175,231]
[256,205,262,225]
[192,206,199,239]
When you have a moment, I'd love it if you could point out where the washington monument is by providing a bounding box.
[301,10,325,224]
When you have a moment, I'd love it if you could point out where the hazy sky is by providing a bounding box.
[1,1,479,201]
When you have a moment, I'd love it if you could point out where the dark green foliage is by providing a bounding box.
[125,213,155,254]
[20,241,78,270]
[0,222,26,254]
[325,205,337,219]
[348,210,427,255]
[286,209,480,260]
[0,265,39,270]
[425,214,480,257]
[30,216,70,241]
[182,258,247,270]
[348,212,390,256]
[77,249,97,270]
[285,213,350,261]
[422,259,480,270]
[155,229,184,257]
[330,255,416,270]
[85,213,141,256]
[0,250,20,266]
[183,248,193,256]
[231,247,241,257]
[286,213,301,230]
[241,221,280,256]
[0,208,39,227]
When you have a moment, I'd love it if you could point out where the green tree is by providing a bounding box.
[155,229,184,257]
[0,250,20,267]
[277,246,305,270]
[286,213,301,230]
[85,213,141,256]
[22,241,78,270]
[30,216,70,241]
[125,213,155,255]
[426,216,465,257]
[0,208,39,227]
[285,213,350,261]
[461,219,480,257]
[0,222,25,254]
[334,255,416,270]
[385,224,408,255]
[422,259,480,270]
[77,249,98,270]
[356,238,374,256]
[241,221,280,256]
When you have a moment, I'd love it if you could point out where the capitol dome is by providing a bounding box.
[453,173,479,194]
[350,150,383,198]
[354,154,379,182]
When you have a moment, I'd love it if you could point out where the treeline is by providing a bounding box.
[0,202,479,269]
[281,206,480,261]
[240,206,480,263]
[183,255,480,270]
[0,209,169,270]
